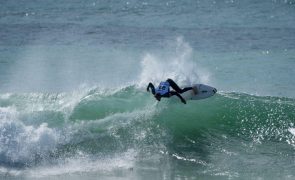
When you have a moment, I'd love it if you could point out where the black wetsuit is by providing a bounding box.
[147,79,193,104]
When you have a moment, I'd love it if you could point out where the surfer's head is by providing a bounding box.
[154,93,161,101]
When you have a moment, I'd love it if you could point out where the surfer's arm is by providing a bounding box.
[147,83,155,95]
[170,91,186,104]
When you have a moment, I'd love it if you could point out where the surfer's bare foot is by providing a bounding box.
[213,88,217,93]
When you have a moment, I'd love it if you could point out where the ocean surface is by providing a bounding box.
[1,0,295,179]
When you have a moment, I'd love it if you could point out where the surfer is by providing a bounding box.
[147,79,194,104]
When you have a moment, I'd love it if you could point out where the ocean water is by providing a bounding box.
[0,0,295,179]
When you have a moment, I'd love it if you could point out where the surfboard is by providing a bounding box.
[181,84,217,100]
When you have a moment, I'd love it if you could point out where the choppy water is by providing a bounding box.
[0,0,295,179]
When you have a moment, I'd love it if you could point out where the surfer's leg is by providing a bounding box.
[181,87,193,93]
[167,79,192,93]
[170,91,186,104]
[166,79,182,93]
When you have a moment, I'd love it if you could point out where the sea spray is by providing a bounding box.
[138,37,211,88]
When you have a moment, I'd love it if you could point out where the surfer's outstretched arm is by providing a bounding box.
[170,91,186,104]
[147,82,156,95]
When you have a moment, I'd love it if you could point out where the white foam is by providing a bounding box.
[288,128,295,136]
[0,107,60,165]
[27,149,136,178]
[0,166,22,176]
[171,153,207,166]
[0,93,12,100]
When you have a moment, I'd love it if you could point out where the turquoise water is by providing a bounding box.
[0,0,295,179]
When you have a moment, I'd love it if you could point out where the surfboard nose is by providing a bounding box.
[213,88,217,94]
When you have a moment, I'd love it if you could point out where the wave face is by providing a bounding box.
[0,87,294,179]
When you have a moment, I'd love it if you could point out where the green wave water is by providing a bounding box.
[1,0,295,179]
[1,86,294,179]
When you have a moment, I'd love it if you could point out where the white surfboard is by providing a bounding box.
[181,84,217,100]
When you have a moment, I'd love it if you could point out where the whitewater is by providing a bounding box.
[1,0,295,179]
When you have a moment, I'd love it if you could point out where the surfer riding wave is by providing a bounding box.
[147,78,196,104]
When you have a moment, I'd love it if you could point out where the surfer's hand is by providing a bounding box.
[182,99,186,104]
[147,87,150,92]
